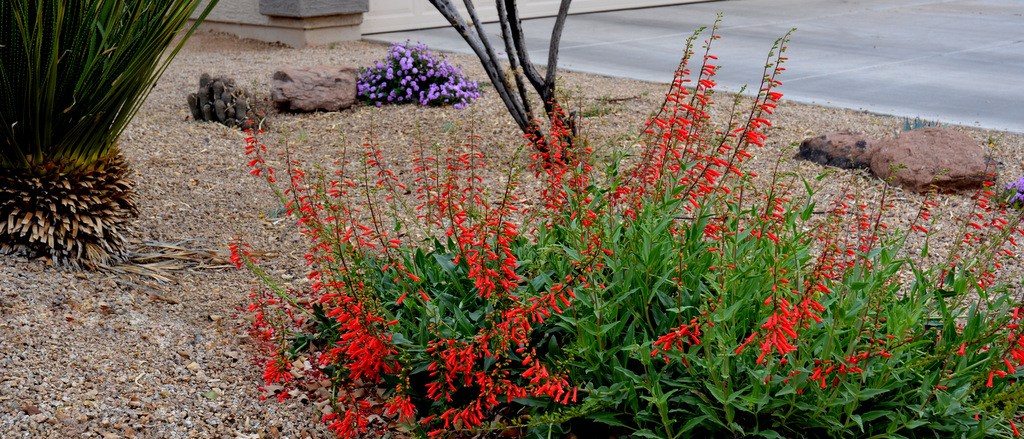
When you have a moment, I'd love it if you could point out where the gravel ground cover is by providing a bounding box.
[1,30,1022,439]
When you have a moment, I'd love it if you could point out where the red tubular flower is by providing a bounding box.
[262,357,293,385]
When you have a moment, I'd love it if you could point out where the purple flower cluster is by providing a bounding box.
[357,41,481,108]
[1005,176,1024,206]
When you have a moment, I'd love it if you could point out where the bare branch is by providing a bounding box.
[495,0,536,124]
[545,0,572,87]
[502,0,545,95]
[427,0,576,156]
[428,0,532,133]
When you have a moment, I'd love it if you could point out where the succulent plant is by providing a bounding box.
[187,73,263,130]
[898,116,944,133]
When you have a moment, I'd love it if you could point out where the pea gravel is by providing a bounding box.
[2,30,1023,439]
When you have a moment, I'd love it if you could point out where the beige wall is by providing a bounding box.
[190,0,363,47]
[193,0,270,25]
[191,0,714,46]
[361,0,714,34]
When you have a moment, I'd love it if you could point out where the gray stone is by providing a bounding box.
[270,65,358,112]
[259,0,368,17]
[869,127,996,193]
[795,131,876,170]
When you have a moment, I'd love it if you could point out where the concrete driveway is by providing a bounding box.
[367,0,1024,134]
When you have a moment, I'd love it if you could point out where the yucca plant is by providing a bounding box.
[0,0,218,267]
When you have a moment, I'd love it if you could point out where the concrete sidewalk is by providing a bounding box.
[367,0,1024,134]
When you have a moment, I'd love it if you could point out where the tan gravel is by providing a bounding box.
[1,30,1023,438]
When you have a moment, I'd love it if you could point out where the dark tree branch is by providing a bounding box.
[503,0,576,139]
[428,0,576,157]
[428,0,532,134]
[495,0,536,126]
[545,0,571,88]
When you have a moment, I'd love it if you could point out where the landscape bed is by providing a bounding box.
[1,30,1023,438]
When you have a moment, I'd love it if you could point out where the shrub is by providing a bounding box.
[0,0,218,265]
[238,20,1024,439]
[357,41,481,108]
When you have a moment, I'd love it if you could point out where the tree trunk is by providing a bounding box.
[427,0,577,162]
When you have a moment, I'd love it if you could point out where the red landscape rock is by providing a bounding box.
[271,65,358,112]
[795,131,877,170]
[869,127,995,193]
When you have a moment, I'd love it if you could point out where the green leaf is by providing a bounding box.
[630,430,662,439]
[941,399,963,417]
[755,429,785,439]
[202,390,219,399]
[726,386,750,404]
[800,201,816,222]
[511,397,549,407]
[857,387,890,400]
[587,412,628,428]
[906,420,929,429]
[546,334,561,356]
[848,414,863,431]
[859,410,895,423]
[1,0,220,171]
[706,383,726,403]
[680,414,712,433]
[451,306,474,334]
[391,332,412,345]
[775,386,797,397]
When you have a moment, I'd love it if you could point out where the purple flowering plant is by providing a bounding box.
[1004,175,1024,207]
[357,41,481,108]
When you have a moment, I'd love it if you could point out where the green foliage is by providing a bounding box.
[0,0,219,174]
[239,19,1024,439]
[529,168,1024,438]
[580,95,620,118]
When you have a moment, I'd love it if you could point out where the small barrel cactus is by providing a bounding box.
[187,73,263,130]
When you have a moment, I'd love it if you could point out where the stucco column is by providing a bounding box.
[192,0,369,48]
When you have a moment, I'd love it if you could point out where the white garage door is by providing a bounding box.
[362,0,709,34]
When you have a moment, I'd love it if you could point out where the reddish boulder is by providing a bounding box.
[271,65,358,112]
[869,127,995,193]
[795,131,877,170]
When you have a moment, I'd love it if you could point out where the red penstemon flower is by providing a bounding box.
[238,21,1024,437]
[262,355,293,385]
[652,318,708,364]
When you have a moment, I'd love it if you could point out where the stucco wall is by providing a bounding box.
[189,0,366,47]
[193,0,272,26]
